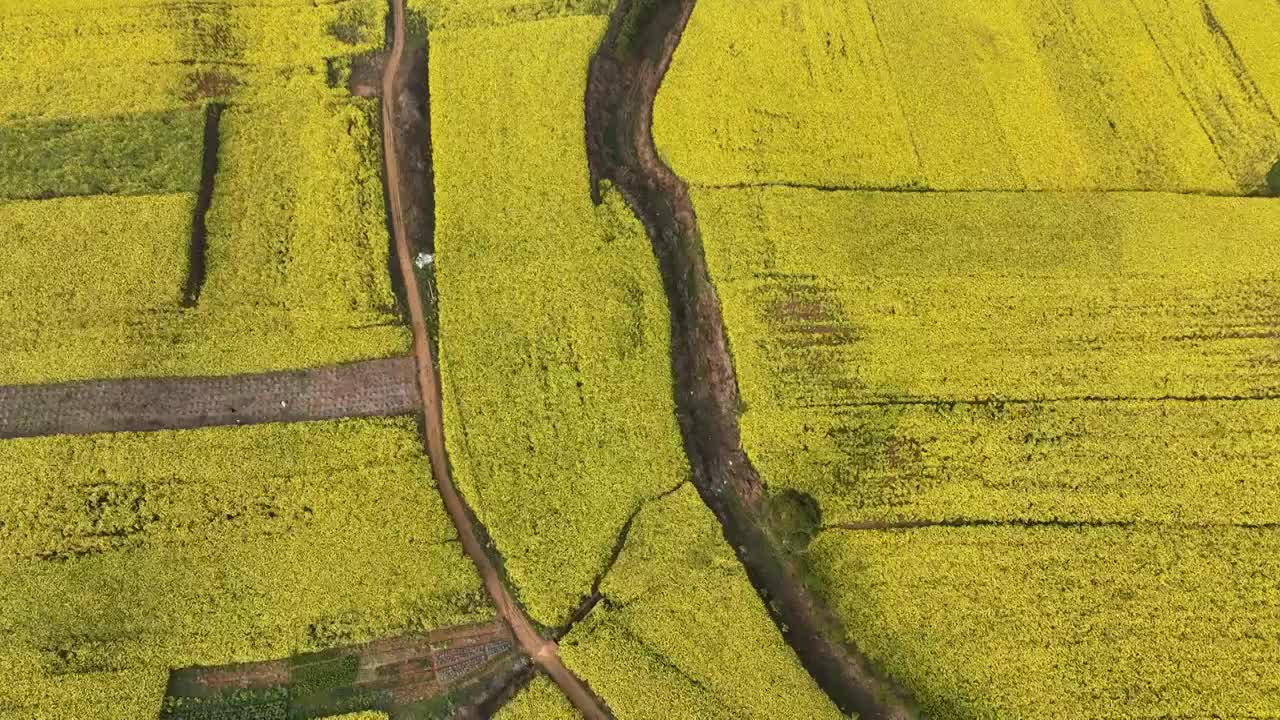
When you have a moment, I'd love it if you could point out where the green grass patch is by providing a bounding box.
[289,655,360,698]
[0,109,204,200]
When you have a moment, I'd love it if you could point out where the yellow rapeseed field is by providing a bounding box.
[0,0,386,121]
[695,186,1280,526]
[407,0,608,31]
[493,677,578,720]
[0,1,409,384]
[810,526,1280,717]
[559,485,843,720]
[655,0,1280,193]
[431,16,689,626]
[0,418,488,720]
[0,99,410,385]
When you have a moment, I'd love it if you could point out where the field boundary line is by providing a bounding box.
[694,181,1275,198]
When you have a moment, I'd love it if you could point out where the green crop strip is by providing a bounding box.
[0,418,489,720]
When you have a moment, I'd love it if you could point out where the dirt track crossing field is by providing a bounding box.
[0,356,419,439]
[378,0,608,716]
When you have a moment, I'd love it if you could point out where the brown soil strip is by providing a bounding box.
[0,356,419,440]
[163,620,519,717]
[378,1,609,717]
[585,1,921,717]
[182,102,222,308]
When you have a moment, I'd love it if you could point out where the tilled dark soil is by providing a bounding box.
[0,356,420,439]
[162,620,519,718]
[585,1,922,717]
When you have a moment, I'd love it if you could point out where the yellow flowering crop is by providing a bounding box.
[431,16,689,626]
[407,0,609,31]
[0,0,386,122]
[0,417,488,720]
[493,677,578,720]
[0,2,407,385]
[559,486,843,720]
[695,185,1280,527]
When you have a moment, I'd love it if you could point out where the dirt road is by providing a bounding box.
[378,1,607,717]
[584,1,920,717]
[0,356,419,440]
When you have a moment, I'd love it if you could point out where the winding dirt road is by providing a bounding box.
[379,1,607,717]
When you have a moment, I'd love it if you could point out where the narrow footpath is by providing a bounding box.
[378,0,608,717]
[0,357,419,440]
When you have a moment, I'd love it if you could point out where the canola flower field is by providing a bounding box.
[7,0,1279,715]
[0,418,488,720]
[493,676,578,720]
[558,485,842,720]
[431,15,690,627]
[655,0,1280,193]
[653,0,1280,714]
[0,0,408,385]
[693,186,1280,526]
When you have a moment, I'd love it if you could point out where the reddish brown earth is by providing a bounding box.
[379,0,609,716]
[0,356,419,440]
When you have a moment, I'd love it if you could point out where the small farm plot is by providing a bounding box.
[0,0,408,385]
[654,0,1280,193]
[0,418,489,720]
[693,186,1280,526]
[810,526,1280,718]
[431,15,689,626]
[558,485,842,720]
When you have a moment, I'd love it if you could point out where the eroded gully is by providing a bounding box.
[585,1,923,717]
